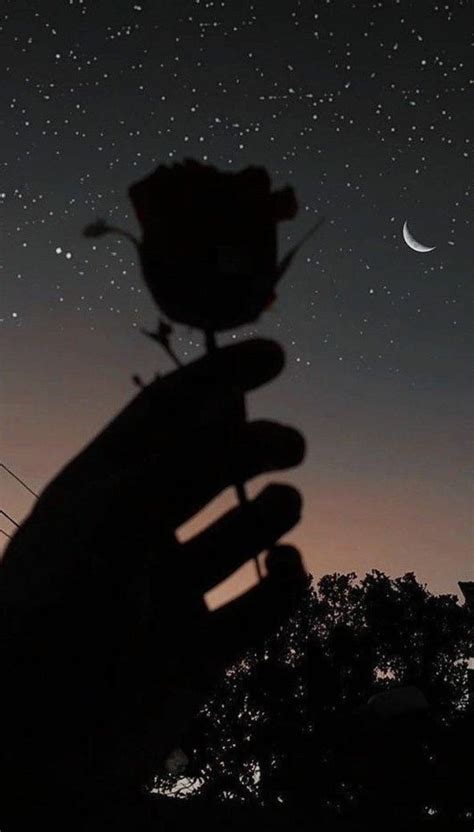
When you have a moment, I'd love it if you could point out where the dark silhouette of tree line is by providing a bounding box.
[151,570,472,830]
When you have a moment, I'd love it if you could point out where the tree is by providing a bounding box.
[151,571,472,828]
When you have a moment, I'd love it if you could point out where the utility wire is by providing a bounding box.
[0,462,38,498]
[0,509,19,528]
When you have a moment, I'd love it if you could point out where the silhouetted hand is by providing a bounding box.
[0,338,306,824]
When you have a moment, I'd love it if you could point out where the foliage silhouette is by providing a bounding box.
[155,570,471,829]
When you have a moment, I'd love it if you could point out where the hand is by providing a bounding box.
[0,338,306,820]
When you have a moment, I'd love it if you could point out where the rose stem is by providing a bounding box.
[163,343,183,368]
[204,330,263,583]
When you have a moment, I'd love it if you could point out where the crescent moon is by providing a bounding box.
[402,221,435,253]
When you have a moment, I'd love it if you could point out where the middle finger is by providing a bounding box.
[108,419,305,534]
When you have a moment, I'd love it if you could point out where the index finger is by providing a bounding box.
[37,339,285,503]
[151,336,285,398]
[96,337,285,445]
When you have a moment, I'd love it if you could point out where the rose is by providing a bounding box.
[127,158,299,333]
[126,160,303,581]
[83,159,324,338]
[83,159,323,581]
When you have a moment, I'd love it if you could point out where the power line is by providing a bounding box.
[0,463,38,498]
[0,528,12,540]
[0,509,19,528]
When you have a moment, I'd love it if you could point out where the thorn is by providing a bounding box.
[132,374,146,389]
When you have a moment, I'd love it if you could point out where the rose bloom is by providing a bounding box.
[128,158,298,333]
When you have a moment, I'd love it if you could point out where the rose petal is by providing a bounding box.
[272,186,298,221]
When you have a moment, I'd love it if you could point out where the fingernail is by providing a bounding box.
[265,544,305,576]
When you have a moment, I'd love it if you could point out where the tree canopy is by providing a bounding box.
[151,570,472,829]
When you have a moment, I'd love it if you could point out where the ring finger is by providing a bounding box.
[182,482,303,594]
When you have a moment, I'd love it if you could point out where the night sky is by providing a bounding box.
[1,0,472,600]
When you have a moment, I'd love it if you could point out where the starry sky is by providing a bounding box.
[1,0,472,600]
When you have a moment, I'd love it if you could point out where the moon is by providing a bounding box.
[402,221,436,253]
